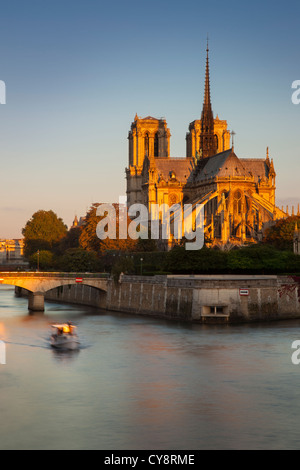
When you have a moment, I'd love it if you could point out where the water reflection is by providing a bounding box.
[51,348,81,364]
[0,286,300,449]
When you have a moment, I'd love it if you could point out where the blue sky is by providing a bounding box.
[0,0,299,237]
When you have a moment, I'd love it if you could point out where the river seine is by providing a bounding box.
[0,285,300,450]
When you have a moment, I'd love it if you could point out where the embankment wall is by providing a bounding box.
[21,274,300,324]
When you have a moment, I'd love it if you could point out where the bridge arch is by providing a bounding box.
[0,273,108,312]
[45,283,107,311]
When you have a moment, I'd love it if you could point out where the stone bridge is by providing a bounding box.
[0,272,109,311]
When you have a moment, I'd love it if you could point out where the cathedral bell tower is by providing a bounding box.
[126,115,171,206]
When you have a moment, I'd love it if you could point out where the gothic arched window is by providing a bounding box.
[233,190,243,214]
[154,132,159,157]
[144,133,149,157]
[214,134,218,152]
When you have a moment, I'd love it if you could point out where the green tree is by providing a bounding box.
[55,226,81,255]
[135,236,158,252]
[227,244,300,274]
[163,243,300,275]
[163,245,228,274]
[30,250,54,271]
[264,216,300,250]
[22,210,67,257]
[56,248,103,272]
[111,256,135,282]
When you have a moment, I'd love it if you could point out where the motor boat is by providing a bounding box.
[50,323,80,350]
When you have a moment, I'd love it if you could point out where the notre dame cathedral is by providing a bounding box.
[125,44,286,248]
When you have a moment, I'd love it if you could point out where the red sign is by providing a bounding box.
[75,278,83,283]
[239,289,249,296]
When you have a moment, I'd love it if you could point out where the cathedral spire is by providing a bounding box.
[203,39,212,113]
[200,39,217,159]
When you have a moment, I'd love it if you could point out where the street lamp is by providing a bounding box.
[140,258,143,276]
[37,250,40,272]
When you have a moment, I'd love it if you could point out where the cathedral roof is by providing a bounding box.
[240,158,269,181]
[153,158,194,184]
[142,116,163,121]
[190,149,270,183]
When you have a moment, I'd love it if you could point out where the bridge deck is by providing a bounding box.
[0,272,109,279]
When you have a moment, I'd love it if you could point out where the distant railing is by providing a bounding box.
[0,272,110,279]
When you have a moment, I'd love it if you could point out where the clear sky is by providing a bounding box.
[0,0,299,238]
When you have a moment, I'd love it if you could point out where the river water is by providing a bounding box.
[0,285,300,450]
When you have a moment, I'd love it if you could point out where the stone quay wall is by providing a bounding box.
[106,274,300,324]
[17,274,300,324]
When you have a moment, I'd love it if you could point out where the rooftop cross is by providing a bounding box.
[231,130,236,149]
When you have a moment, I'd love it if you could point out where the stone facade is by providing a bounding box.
[183,147,286,248]
[0,239,26,266]
[186,115,231,158]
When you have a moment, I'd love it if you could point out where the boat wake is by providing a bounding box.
[4,339,49,350]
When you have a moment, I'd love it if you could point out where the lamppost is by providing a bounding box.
[37,250,40,272]
[140,258,143,276]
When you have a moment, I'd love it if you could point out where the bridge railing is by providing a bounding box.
[0,272,110,279]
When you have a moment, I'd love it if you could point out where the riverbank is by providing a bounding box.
[106,274,300,324]
[17,274,300,324]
